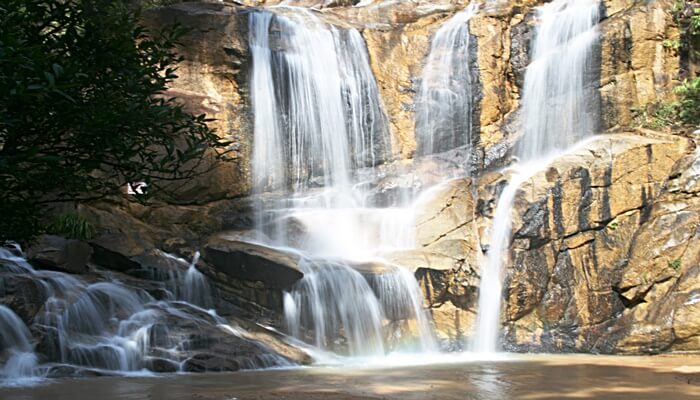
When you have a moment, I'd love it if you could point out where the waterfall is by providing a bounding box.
[154,251,214,309]
[471,173,527,353]
[517,0,600,161]
[471,0,600,354]
[250,11,286,192]
[0,305,34,353]
[0,305,39,385]
[249,9,389,194]
[416,3,478,157]
[248,8,435,356]
[283,258,386,356]
[282,257,438,357]
[368,267,437,352]
[182,252,214,309]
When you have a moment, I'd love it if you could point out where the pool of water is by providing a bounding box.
[1,354,698,399]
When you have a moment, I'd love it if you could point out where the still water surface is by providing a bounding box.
[2,354,699,399]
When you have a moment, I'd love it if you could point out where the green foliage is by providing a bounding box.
[663,38,682,50]
[0,0,229,242]
[673,76,700,123]
[672,1,700,125]
[668,258,682,270]
[632,102,683,130]
[607,221,619,231]
[673,1,700,36]
[645,1,700,128]
[46,213,95,241]
[136,0,187,8]
[638,78,700,128]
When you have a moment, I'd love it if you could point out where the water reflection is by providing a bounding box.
[468,366,507,399]
[0,355,697,400]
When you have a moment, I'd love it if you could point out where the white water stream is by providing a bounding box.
[416,3,478,157]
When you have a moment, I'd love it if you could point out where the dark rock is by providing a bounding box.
[33,325,62,362]
[149,323,174,349]
[509,13,534,90]
[89,243,141,272]
[27,235,92,274]
[45,365,110,378]
[0,275,46,324]
[146,357,179,373]
[182,353,240,372]
[204,236,304,289]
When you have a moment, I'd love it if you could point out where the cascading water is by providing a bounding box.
[182,252,213,309]
[250,9,389,195]
[250,11,286,193]
[416,3,478,157]
[471,172,527,354]
[368,267,437,352]
[517,0,601,161]
[158,251,214,309]
[0,247,289,385]
[283,259,386,356]
[471,0,600,354]
[248,8,436,357]
[0,305,39,385]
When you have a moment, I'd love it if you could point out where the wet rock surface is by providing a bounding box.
[27,235,92,274]
[204,236,304,289]
[0,245,310,376]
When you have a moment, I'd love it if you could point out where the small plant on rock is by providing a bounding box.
[668,258,682,271]
[46,213,95,241]
[644,1,700,128]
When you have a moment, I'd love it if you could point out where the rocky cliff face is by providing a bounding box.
[413,131,700,353]
[63,0,696,356]
[143,2,252,203]
[503,132,697,354]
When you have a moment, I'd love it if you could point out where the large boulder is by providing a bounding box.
[27,235,93,274]
[0,275,47,326]
[204,235,304,289]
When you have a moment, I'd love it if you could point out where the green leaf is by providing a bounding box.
[44,71,55,87]
[52,63,63,77]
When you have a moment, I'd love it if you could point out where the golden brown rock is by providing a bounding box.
[143,3,252,203]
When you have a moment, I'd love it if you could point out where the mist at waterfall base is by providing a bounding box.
[472,0,601,354]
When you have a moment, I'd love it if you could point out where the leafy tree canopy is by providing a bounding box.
[0,0,227,242]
